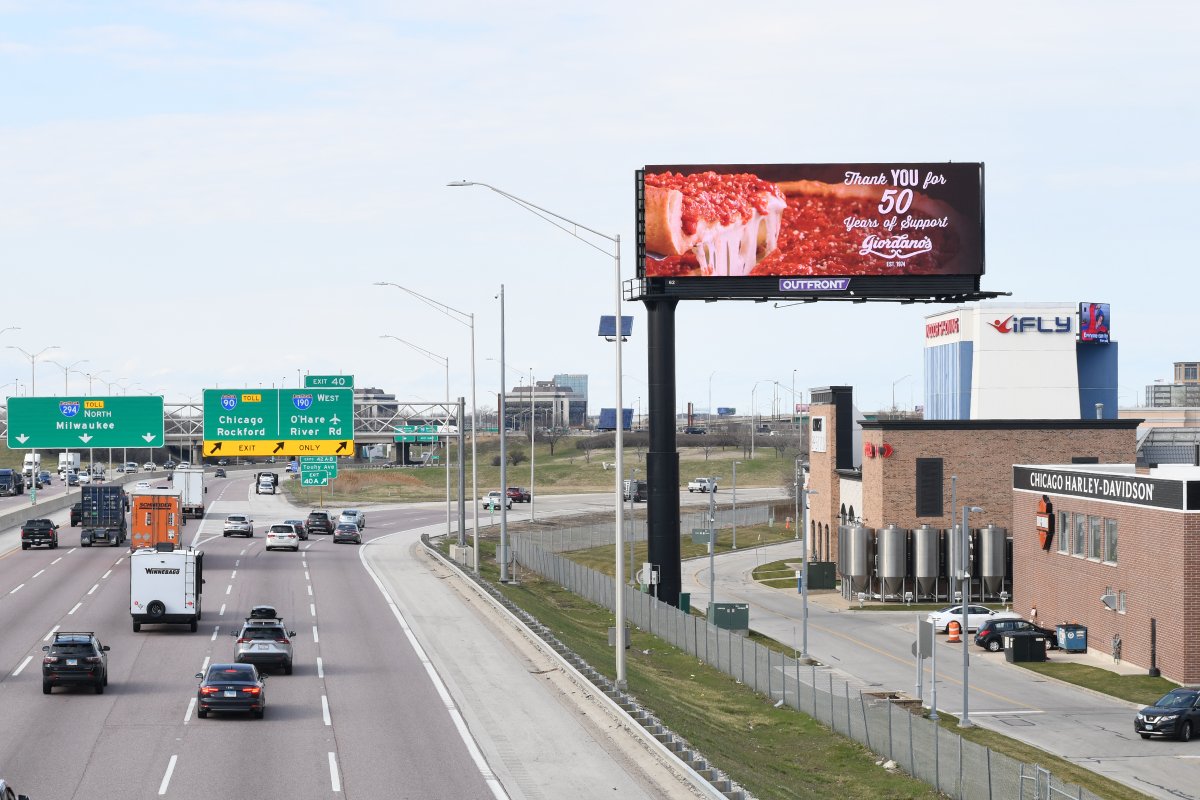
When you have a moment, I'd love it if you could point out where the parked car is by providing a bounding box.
[333,522,362,544]
[305,510,335,536]
[1136,688,1200,741]
[232,616,295,674]
[195,663,267,719]
[506,487,531,503]
[285,518,309,541]
[974,616,1059,652]
[482,491,512,510]
[42,631,109,694]
[223,514,254,538]
[926,605,997,634]
[338,509,366,530]
[265,523,301,552]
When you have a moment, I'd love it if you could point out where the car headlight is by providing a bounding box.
[1162,713,1180,720]
[1136,713,1145,721]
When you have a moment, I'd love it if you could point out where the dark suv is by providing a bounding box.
[305,510,334,536]
[42,631,110,694]
[974,617,1060,652]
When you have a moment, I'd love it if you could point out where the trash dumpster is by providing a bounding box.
[1005,632,1047,663]
[1056,624,1087,653]
[707,602,749,633]
[678,592,691,614]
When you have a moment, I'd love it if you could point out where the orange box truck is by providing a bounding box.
[129,489,184,551]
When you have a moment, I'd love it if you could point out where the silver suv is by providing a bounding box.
[232,615,297,675]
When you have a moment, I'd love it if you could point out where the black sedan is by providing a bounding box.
[974,617,1060,652]
[214,468,227,478]
[1136,688,1200,741]
[333,522,362,544]
[195,664,267,719]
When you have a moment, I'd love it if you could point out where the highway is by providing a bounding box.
[0,472,710,800]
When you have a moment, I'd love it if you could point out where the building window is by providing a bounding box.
[1089,515,1102,559]
[1118,590,1127,613]
[1104,518,1118,563]
[1058,511,1070,553]
[1074,514,1086,556]
[915,458,943,517]
[1186,365,1199,381]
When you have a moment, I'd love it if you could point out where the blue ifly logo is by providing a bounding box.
[220,394,238,411]
[59,401,80,417]
[292,394,314,411]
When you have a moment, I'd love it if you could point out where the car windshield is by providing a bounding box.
[1155,691,1198,708]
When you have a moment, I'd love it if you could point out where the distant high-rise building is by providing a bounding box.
[553,373,588,427]
[1146,362,1200,407]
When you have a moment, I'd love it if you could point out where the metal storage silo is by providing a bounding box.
[979,524,1008,596]
[876,524,908,597]
[912,524,942,598]
[844,524,874,593]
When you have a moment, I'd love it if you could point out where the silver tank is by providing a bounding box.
[876,524,908,596]
[979,525,1008,595]
[843,524,874,593]
[836,525,847,579]
[912,525,942,595]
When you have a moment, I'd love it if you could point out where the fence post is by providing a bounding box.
[986,748,992,800]
[811,664,817,716]
[860,691,870,751]
[887,700,893,762]
[958,732,963,800]
[829,673,835,732]
[845,682,852,740]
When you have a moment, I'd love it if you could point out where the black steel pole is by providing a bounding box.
[1149,617,1160,677]
[645,297,681,606]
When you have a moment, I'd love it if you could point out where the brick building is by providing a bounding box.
[1012,463,1200,683]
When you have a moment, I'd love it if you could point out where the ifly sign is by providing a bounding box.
[986,315,1072,335]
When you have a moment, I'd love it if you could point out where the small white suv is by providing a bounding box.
[232,616,296,674]
[265,524,301,551]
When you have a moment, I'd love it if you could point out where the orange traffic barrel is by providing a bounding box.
[947,619,962,643]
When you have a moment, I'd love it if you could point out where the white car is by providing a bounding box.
[134,481,152,491]
[927,604,997,634]
[482,491,512,510]
[338,509,366,530]
[265,523,301,552]
[143,462,156,472]
[77,472,92,485]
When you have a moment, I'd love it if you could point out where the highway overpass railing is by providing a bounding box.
[506,512,1103,800]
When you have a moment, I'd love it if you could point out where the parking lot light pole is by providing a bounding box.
[374,282,479,562]
[801,486,818,659]
[450,179,627,686]
[960,504,983,728]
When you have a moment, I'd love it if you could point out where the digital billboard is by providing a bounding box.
[635,163,989,302]
[1079,302,1111,343]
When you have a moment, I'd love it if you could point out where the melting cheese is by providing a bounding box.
[691,195,786,276]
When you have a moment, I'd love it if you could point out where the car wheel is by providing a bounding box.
[1139,732,1151,739]
[95,680,104,695]
[21,543,29,551]
[51,538,58,549]
[253,708,264,719]
[223,532,229,537]
[189,619,198,633]
[43,680,52,694]
[132,621,141,632]
[987,639,1002,653]
[103,670,109,686]
[1180,721,1193,742]
[284,660,293,675]
[197,706,208,719]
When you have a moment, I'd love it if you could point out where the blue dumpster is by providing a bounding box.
[1056,624,1088,653]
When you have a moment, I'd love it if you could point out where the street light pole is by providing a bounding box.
[49,359,89,395]
[801,484,818,660]
[381,334,453,538]
[451,179,627,686]
[892,374,912,413]
[373,282,479,563]
[6,345,60,396]
[529,367,536,522]
[960,504,983,728]
[750,379,770,458]
[708,370,717,423]
[498,284,510,582]
[731,461,741,549]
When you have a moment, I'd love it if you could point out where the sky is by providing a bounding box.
[1,1,1196,420]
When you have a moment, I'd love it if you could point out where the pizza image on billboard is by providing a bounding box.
[640,163,983,279]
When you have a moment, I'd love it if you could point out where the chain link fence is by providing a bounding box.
[508,511,1104,800]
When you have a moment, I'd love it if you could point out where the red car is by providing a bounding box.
[506,487,531,503]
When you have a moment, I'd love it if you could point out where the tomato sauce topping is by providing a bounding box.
[645,171,785,236]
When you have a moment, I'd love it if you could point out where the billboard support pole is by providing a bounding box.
[645,297,681,607]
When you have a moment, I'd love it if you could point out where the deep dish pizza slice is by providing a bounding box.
[644,171,787,277]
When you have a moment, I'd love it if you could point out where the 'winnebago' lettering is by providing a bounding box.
[144,567,180,575]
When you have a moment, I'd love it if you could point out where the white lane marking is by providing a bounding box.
[32,569,45,579]
[312,626,319,643]
[68,602,82,614]
[51,557,63,565]
[158,754,178,795]
[225,584,232,595]
[201,656,210,673]
[184,697,196,723]
[67,548,77,554]
[322,695,331,725]
[9,584,24,595]
[219,603,226,616]
[88,583,99,595]
[307,585,312,596]
[302,560,308,568]
[328,752,341,792]
[317,657,324,678]
[115,557,123,565]
[44,625,60,641]
[310,603,316,617]
[239,549,246,556]
[304,543,312,550]
[304,571,310,581]
[358,537,508,798]
[12,655,33,676]
[235,560,240,567]
[211,626,220,642]
[230,570,237,580]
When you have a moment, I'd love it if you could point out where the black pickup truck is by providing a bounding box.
[71,502,83,527]
[21,518,60,550]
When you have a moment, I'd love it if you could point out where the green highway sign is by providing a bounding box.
[300,474,330,487]
[299,456,337,480]
[304,375,354,389]
[6,396,165,449]
[203,388,354,457]
[395,424,438,443]
[299,456,338,466]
